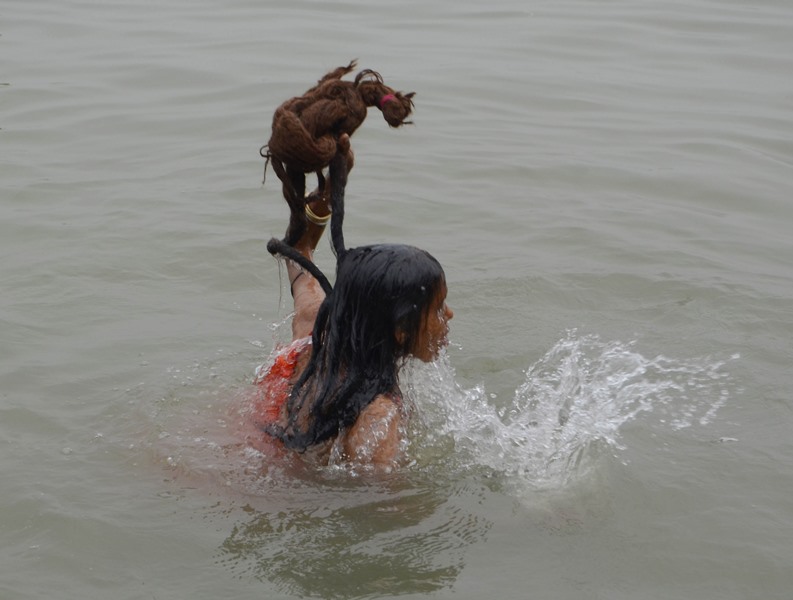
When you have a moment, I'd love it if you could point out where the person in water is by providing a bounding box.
[255,134,453,469]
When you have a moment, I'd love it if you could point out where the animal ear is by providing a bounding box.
[354,69,383,86]
[403,92,416,100]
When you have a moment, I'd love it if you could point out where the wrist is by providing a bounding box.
[305,202,331,226]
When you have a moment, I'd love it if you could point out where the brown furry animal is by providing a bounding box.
[261,60,415,245]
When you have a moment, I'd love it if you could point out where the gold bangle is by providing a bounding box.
[305,204,331,226]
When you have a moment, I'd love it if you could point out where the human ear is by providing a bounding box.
[395,329,407,349]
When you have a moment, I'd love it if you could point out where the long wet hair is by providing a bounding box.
[265,151,445,451]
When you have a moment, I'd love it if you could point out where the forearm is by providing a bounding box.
[282,136,353,341]
[288,189,330,340]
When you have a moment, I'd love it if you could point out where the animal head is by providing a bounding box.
[379,91,415,127]
[355,69,416,127]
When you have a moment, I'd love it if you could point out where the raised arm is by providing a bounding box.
[287,193,329,340]
[287,135,354,340]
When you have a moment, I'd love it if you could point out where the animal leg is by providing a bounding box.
[315,170,326,197]
[283,166,307,247]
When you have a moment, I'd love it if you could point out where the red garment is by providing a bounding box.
[252,337,311,427]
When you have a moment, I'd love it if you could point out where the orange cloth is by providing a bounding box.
[252,337,311,427]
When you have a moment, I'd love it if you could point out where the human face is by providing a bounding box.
[411,282,454,362]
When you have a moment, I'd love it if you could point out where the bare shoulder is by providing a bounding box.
[342,394,402,468]
[360,394,400,422]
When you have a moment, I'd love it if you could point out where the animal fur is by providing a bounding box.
[262,60,415,245]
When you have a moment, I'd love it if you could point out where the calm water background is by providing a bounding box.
[3,0,793,598]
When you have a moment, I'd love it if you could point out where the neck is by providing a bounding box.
[378,94,396,109]
[358,82,392,107]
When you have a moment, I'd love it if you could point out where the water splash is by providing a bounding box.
[145,331,734,498]
[403,331,735,490]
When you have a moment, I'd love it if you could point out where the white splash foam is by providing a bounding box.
[403,331,735,490]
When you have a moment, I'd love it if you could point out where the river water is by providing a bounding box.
[3,0,793,598]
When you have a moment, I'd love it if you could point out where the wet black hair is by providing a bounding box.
[265,150,445,450]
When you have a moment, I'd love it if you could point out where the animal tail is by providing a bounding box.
[266,239,333,296]
[317,60,358,85]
